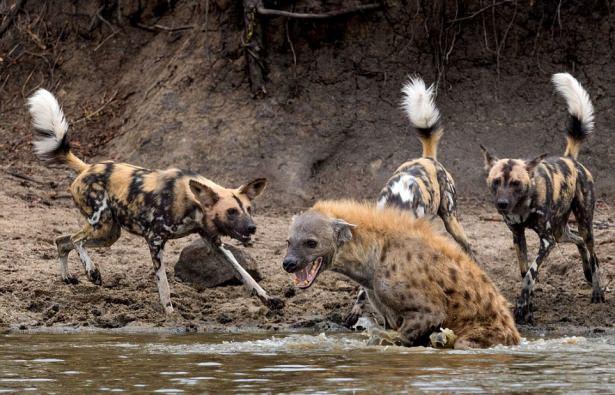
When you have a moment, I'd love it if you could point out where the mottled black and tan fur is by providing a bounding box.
[345,77,473,327]
[481,73,605,325]
[27,89,267,314]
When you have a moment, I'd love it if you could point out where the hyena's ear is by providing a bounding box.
[189,180,220,208]
[331,219,357,246]
[239,178,267,200]
[526,153,548,172]
[480,144,498,171]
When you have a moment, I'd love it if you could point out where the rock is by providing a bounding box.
[174,239,262,289]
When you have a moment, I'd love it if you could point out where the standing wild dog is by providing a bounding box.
[282,200,520,348]
[481,73,605,325]
[28,89,267,314]
[344,77,473,327]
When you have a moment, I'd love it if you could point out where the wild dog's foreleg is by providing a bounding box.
[344,288,367,328]
[71,222,121,285]
[514,233,555,324]
[510,225,529,278]
[147,238,174,314]
[55,235,78,284]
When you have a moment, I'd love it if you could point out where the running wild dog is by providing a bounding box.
[481,73,605,325]
[27,89,267,314]
[344,77,473,327]
[282,201,520,348]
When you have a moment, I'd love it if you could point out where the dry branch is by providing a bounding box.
[0,0,25,37]
[256,3,381,19]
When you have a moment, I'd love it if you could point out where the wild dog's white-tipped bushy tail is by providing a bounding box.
[552,73,594,159]
[401,76,443,159]
[27,89,87,172]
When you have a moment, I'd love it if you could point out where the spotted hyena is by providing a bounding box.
[27,89,267,314]
[481,73,605,325]
[345,76,473,327]
[283,200,520,348]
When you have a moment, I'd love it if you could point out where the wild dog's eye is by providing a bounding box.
[305,239,318,248]
[227,208,239,216]
[493,179,500,186]
[510,180,521,188]
[247,206,252,214]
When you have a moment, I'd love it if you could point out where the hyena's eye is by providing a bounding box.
[305,239,318,249]
[227,208,239,217]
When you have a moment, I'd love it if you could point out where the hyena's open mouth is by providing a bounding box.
[292,257,323,289]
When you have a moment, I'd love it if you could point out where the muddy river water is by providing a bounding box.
[1,331,614,393]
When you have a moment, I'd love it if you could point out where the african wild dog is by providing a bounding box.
[282,200,520,348]
[344,77,473,328]
[481,73,605,325]
[28,89,267,314]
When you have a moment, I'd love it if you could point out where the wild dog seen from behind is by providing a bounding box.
[28,89,267,314]
[481,73,605,325]
[283,200,520,348]
[345,76,474,327]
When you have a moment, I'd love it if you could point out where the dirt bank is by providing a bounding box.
[0,165,613,335]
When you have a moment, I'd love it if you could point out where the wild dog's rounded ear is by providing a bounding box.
[526,153,548,172]
[239,178,267,200]
[189,180,220,208]
[480,144,498,171]
[331,218,357,246]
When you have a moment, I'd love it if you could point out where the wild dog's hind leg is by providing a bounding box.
[55,235,78,284]
[515,232,555,324]
[573,201,605,303]
[147,238,174,314]
[441,213,474,259]
[71,221,121,285]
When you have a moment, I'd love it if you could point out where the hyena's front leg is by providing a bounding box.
[344,288,367,328]
[514,233,555,325]
[147,238,174,314]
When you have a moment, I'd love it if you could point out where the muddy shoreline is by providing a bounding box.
[1,164,613,338]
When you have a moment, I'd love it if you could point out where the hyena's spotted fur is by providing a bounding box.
[283,201,520,348]
[28,89,267,314]
[481,73,605,325]
[345,77,472,328]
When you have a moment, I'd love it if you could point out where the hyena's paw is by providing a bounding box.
[87,269,102,286]
[343,304,363,329]
[591,288,605,304]
[514,299,534,325]
[62,274,79,285]
[429,328,457,349]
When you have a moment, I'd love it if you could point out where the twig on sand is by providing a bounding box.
[136,23,196,32]
[218,243,284,310]
[0,0,26,37]
[3,169,46,185]
[73,90,119,124]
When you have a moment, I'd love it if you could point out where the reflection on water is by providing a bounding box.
[1,331,614,393]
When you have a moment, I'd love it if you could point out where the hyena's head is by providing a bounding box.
[480,145,546,214]
[282,211,355,289]
[189,178,267,243]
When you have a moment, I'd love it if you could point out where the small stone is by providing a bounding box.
[174,239,261,289]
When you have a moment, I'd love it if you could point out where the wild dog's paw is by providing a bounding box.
[591,288,605,304]
[343,305,362,329]
[429,328,457,349]
[62,274,79,285]
[87,269,102,286]
[514,299,534,325]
